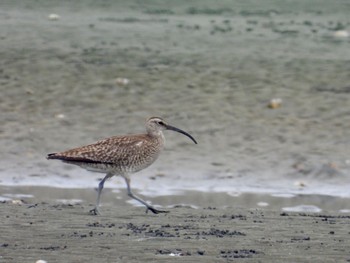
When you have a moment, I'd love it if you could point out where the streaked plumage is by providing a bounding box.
[47,117,197,215]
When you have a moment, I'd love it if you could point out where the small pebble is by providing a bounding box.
[36,260,48,263]
[12,199,23,205]
[25,89,34,95]
[333,30,349,38]
[48,14,60,21]
[268,98,282,109]
[294,181,306,188]
[115,78,130,86]
[257,202,269,207]
[55,113,65,119]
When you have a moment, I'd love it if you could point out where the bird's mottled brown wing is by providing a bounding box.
[47,134,158,164]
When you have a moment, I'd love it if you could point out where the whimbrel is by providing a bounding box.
[47,117,197,215]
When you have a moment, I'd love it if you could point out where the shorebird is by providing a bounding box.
[47,117,197,215]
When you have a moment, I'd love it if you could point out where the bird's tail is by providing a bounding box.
[47,153,58,160]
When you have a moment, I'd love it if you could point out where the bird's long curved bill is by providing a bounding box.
[166,125,198,144]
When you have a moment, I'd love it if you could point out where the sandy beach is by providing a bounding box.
[1,0,350,261]
[2,198,350,262]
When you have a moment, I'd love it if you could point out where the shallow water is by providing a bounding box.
[1,0,350,202]
[1,185,350,214]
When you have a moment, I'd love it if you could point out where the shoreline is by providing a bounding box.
[1,185,350,214]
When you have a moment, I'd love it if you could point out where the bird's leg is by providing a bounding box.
[90,172,113,215]
[123,176,169,214]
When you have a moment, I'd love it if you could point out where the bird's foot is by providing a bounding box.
[89,207,101,216]
[146,206,169,214]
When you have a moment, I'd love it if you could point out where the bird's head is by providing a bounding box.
[146,117,197,144]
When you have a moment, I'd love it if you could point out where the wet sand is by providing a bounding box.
[1,199,350,262]
[1,187,350,262]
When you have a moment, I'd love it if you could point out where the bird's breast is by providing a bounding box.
[117,136,164,174]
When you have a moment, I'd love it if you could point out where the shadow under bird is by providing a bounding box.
[47,117,197,215]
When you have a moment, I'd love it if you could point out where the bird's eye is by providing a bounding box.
[158,121,164,125]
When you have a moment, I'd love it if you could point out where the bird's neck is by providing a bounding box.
[147,130,165,144]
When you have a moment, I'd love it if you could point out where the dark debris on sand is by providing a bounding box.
[1,202,350,262]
